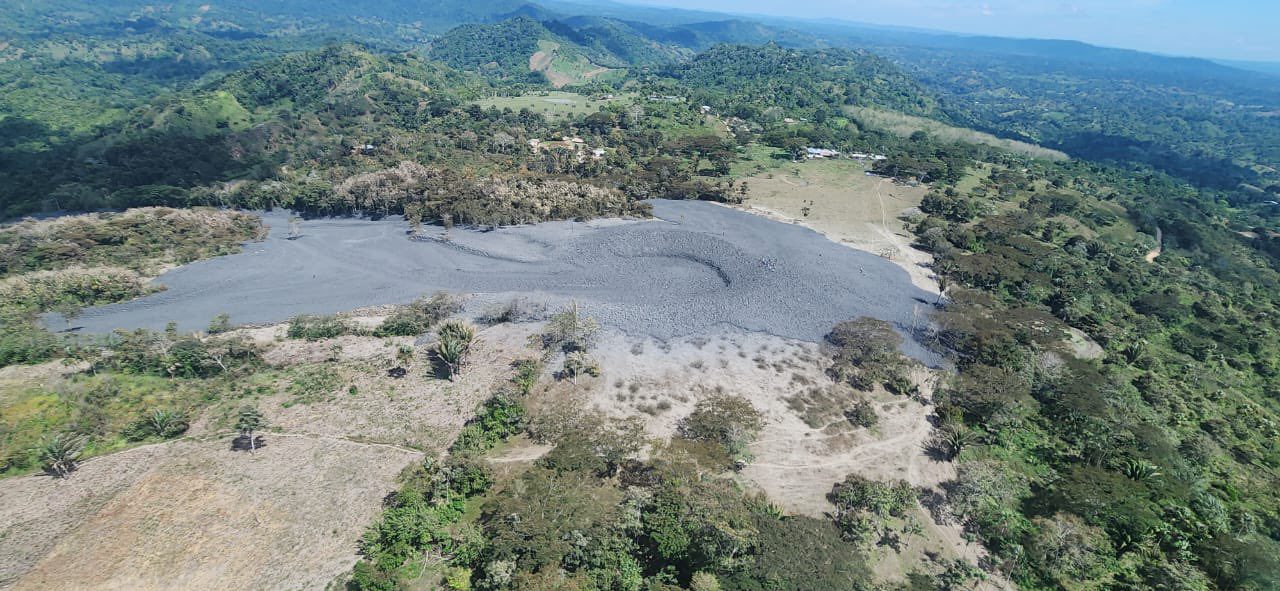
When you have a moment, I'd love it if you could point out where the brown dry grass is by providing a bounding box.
[736,160,938,293]
[0,318,541,590]
[1,436,420,591]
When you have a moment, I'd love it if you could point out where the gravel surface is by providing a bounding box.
[55,200,938,361]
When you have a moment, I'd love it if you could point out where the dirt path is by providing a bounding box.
[1145,226,1163,262]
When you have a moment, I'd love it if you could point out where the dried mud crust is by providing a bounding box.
[60,200,937,362]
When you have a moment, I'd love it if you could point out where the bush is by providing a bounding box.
[124,408,190,441]
[826,318,907,392]
[843,399,878,428]
[560,351,601,383]
[207,313,232,334]
[827,474,916,545]
[0,316,62,367]
[677,394,763,465]
[286,314,351,340]
[541,303,598,353]
[375,292,460,337]
[451,393,526,453]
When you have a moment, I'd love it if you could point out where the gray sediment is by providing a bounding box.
[52,200,940,363]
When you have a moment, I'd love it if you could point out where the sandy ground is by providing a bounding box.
[57,200,937,361]
[576,329,1001,588]
[738,166,938,294]
[0,436,420,591]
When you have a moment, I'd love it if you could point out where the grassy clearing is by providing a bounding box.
[849,106,1069,161]
[738,152,927,249]
[473,91,623,119]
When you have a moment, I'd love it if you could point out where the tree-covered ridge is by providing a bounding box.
[913,154,1280,589]
[884,44,1280,196]
[658,44,938,121]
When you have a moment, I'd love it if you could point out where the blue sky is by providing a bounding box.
[624,0,1280,62]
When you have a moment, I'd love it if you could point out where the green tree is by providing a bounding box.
[235,405,268,453]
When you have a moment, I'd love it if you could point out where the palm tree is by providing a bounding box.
[147,408,189,438]
[434,321,476,380]
[38,433,86,478]
[1121,458,1162,481]
[235,405,268,453]
[929,423,976,461]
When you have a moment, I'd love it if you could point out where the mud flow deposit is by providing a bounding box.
[57,200,937,360]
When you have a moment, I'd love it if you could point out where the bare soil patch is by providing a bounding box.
[738,162,938,294]
[1,436,420,591]
[578,329,997,586]
[262,323,541,451]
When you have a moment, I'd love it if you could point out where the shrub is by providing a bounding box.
[843,399,878,428]
[125,408,190,441]
[207,313,232,334]
[560,351,601,383]
[375,292,460,337]
[37,433,86,478]
[541,303,599,353]
[677,394,763,465]
[827,474,916,545]
[451,393,526,453]
[826,318,906,392]
[286,314,351,340]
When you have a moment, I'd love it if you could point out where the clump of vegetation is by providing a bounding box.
[286,314,354,341]
[101,329,261,378]
[559,351,600,383]
[375,292,461,337]
[540,302,598,353]
[0,208,261,277]
[207,313,232,334]
[37,433,87,478]
[825,317,910,392]
[434,320,477,380]
[827,474,917,547]
[677,394,763,466]
[843,398,878,428]
[451,393,526,454]
[124,408,190,441]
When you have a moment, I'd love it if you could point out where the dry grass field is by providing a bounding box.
[735,155,938,293]
[0,319,541,591]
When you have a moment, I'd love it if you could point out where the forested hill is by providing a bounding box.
[659,44,937,120]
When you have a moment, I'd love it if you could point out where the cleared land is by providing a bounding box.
[734,151,937,293]
[572,329,999,589]
[1,436,419,591]
[58,201,938,361]
[0,321,540,590]
[473,91,622,119]
[848,107,1069,161]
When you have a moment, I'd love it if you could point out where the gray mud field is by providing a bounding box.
[58,200,938,361]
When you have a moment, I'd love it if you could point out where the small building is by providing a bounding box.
[805,147,841,159]
[700,105,712,114]
[591,148,606,159]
